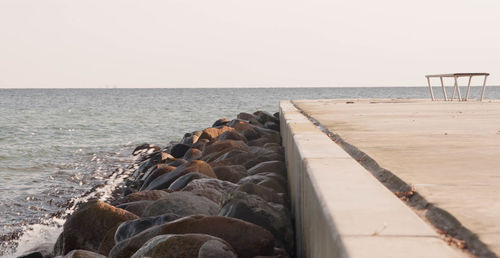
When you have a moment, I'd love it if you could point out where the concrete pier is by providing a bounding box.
[280,99,500,257]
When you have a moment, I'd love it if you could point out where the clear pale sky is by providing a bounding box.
[1,0,499,88]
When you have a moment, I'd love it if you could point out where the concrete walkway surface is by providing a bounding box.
[280,100,469,258]
[293,99,500,257]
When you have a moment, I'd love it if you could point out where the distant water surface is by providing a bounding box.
[1,87,499,256]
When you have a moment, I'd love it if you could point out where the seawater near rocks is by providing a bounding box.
[18,111,295,258]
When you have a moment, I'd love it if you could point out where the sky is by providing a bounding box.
[0,0,499,88]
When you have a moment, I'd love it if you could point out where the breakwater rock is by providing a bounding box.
[19,110,294,258]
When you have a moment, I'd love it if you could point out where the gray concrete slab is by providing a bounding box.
[294,99,500,256]
[280,100,468,258]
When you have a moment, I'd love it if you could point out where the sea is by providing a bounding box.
[1,87,499,256]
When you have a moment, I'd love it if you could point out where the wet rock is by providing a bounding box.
[116,200,154,217]
[141,191,218,217]
[219,191,294,253]
[143,160,216,191]
[108,215,275,258]
[248,160,286,176]
[182,148,202,161]
[216,130,248,143]
[199,126,235,141]
[202,140,249,158]
[228,120,260,140]
[139,166,176,191]
[62,250,106,258]
[97,224,120,256]
[168,172,210,191]
[236,182,284,205]
[55,200,138,255]
[114,213,181,243]
[212,118,230,127]
[213,165,247,183]
[169,143,192,158]
[112,190,169,206]
[132,144,161,156]
[18,243,53,258]
[130,234,236,258]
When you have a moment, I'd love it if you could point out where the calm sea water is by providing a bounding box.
[1,87,499,256]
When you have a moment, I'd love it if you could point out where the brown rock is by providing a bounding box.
[216,130,248,143]
[56,200,138,255]
[183,148,202,161]
[141,191,218,217]
[112,190,169,206]
[116,200,154,217]
[143,160,216,191]
[247,160,286,176]
[202,140,249,158]
[213,165,247,183]
[108,215,275,258]
[212,118,230,127]
[199,126,235,141]
[139,166,176,191]
[236,182,285,205]
[130,234,237,258]
[63,250,107,258]
[97,224,120,256]
[228,120,260,140]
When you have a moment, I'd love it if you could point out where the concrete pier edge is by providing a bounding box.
[280,100,469,258]
[290,100,497,258]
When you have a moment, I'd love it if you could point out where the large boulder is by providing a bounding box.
[202,140,249,158]
[237,112,263,127]
[55,200,138,255]
[141,191,218,217]
[143,160,216,191]
[182,148,202,161]
[116,200,154,217]
[212,118,230,127]
[114,213,181,243]
[238,174,287,194]
[254,111,280,125]
[167,172,210,191]
[219,191,294,253]
[181,178,238,204]
[228,120,260,140]
[97,224,121,256]
[236,182,285,205]
[247,160,286,176]
[216,130,248,143]
[210,149,254,167]
[17,243,53,258]
[242,152,283,169]
[130,234,237,258]
[213,165,247,183]
[139,166,176,191]
[199,126,235,141]
[169,143,191,158]
[108,215,275,258]
[112,190,169,206]
[62,250,107,258]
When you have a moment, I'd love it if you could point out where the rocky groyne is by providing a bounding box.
[19,111,294,258]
